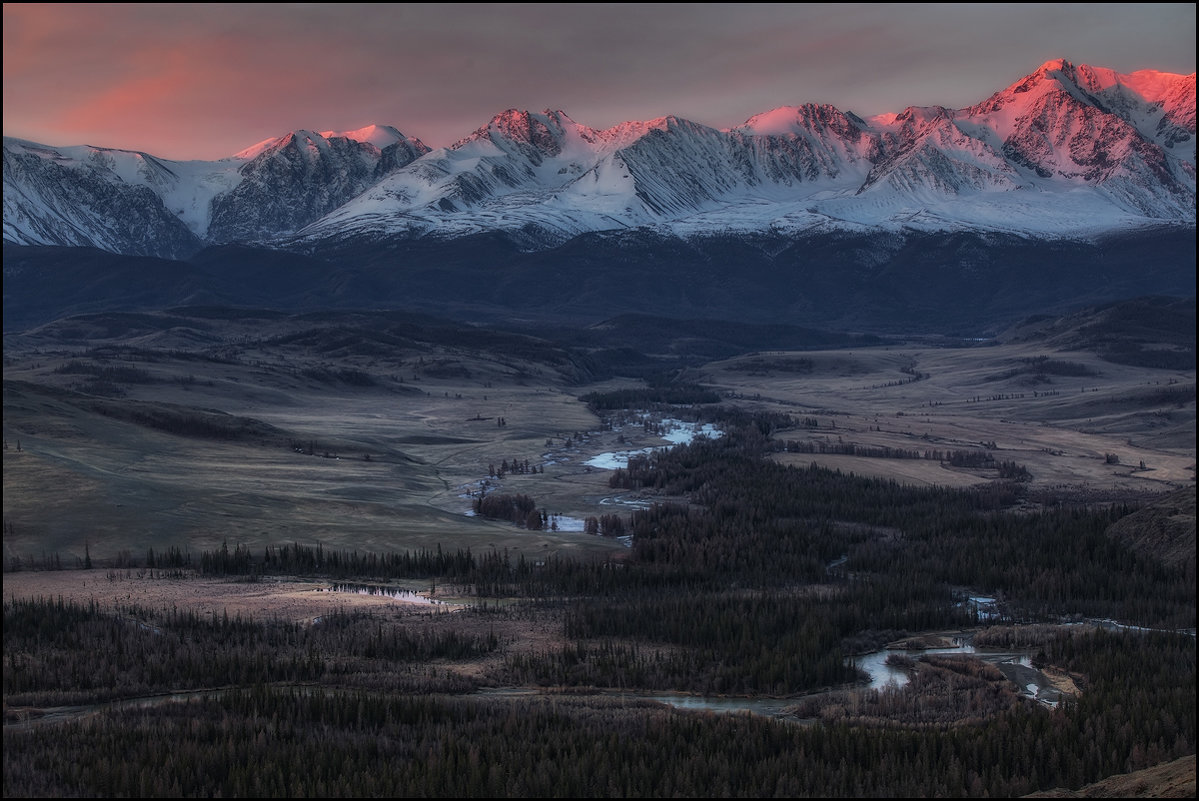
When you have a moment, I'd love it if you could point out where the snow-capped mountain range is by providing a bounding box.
[3,60,1195,258]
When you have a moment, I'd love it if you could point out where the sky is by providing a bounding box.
[3,3,1195,160]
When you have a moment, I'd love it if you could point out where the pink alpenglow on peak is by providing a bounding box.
[318,125,408,150]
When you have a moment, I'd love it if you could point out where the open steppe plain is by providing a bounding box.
[704,343,1194,495]
[3,310,1194,580]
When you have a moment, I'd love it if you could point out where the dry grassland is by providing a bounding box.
[702,343,1194,497]
[4,325,1194,576]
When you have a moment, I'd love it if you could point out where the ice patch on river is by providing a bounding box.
[585,419,722,470]
[854,641,1035,692]
[584,449,661,470]
[546,514,586,532]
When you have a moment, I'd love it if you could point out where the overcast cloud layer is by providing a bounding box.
[4,3,1195,160]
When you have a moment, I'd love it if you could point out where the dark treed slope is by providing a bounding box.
[5,228,1195,335]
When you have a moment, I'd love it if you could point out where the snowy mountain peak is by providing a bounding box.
[734,104,865,139]
[969,60,1196,127]
[318,124,407,150]
[232,125,417,161]
[735,106,808,136]
[233,135,286,161]
[969,59,1092,116]
[1035,57,1076,79]
[887,106,952,132]
[597,116,677,147]
[462,109,599,151]
[447,108,611,169]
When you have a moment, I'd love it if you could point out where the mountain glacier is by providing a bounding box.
[3,59,1194,258]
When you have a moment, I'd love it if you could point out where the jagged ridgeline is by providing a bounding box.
[4,61,1194,254]
[3,59,1194,334]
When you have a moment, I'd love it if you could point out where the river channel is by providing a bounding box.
[852,635,1059,706]
[456,414,723,536]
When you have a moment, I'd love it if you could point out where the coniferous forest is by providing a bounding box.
[4,405,1195,797]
